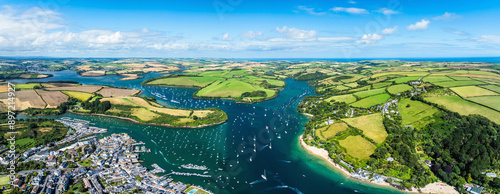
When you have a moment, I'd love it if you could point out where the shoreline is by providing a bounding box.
[68,111,227,129]
[299,135,353,177]
[298,135,459,194]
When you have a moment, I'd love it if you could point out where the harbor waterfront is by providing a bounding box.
[12,71,407,194]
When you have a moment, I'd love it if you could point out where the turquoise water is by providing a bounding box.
[13,71,405,194]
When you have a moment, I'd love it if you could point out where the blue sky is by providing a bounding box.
[1,0,500,58]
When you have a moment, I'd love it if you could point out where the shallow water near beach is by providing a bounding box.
[14,71,404,194]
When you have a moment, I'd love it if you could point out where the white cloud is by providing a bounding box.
[222,33,232,41]
[407,19,430,31]
[472,35,500,44]
[275,26,317,39]
[297,6,325,15]
[433,12,460,21]
[357,34,382,44]
[381,26,398,35]
[376,8,400,16]
[0,6,358,56]
[348,0,356,4]
[0,6,180,53]
[239,31,262,40]
[331,7,369,15]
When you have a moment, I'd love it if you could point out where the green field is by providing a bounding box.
[326,94,357,104]
[16,83,41,89]
[353,88,386,99]
[338,136,377,160]
[387,84,413,94]
[450,86,499,98]
[342,113,388,144]
[422,76,453,83]
[335,85,350,90]
[344,82,358,88]
[449,76,473,81]
[145,70,285,103]
[391,76,421,84]
[472,77,500,85]
[339,75,364,83]
[62,90,94,101]
[371,71,428,78]
[316,122,349,139]
[372,82,392,89]
[480,85,500,93]
[425,96,500,124]
[434,80,486,87]
[398,98,440,129]
[350,93,390,108]
[195,79,276,101]
[348,85,370,92]
[15,138,35,150]
[467,96,500,112]
[0,176,9,185]
[148,76,220,87]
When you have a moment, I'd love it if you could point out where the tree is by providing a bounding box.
[491,178,500,188]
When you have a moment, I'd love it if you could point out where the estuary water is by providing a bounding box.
[13,71,404,194]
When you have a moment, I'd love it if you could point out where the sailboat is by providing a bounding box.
[261,169,267,181]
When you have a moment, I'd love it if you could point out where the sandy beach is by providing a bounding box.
[409,182,459,194]
[299,135,352,176]
[119,73,144,80]
[299,135,459,194]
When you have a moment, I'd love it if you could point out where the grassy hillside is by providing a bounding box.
[143,70,285,103]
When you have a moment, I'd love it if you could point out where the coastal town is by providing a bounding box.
[0,118,211,194]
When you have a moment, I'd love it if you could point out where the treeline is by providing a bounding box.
[0,161,46,173]
[295,71,329,81]
[58,97,79,112]
[241,91,267,98]
[369,116,437,188]
[423,113,500,191]
[81,99,111,114]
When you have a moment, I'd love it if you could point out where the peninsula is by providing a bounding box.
[0,81,227,128]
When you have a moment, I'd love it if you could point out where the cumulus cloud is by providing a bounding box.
[407,19,430,31]
[331,7,369,14]
[297,6,325,15]
[357,34,382,44]
[433,12,460,21]
[239,31,262,40]
[381,26,398,35]
[275,26,317,39]
[376,8,400,16]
